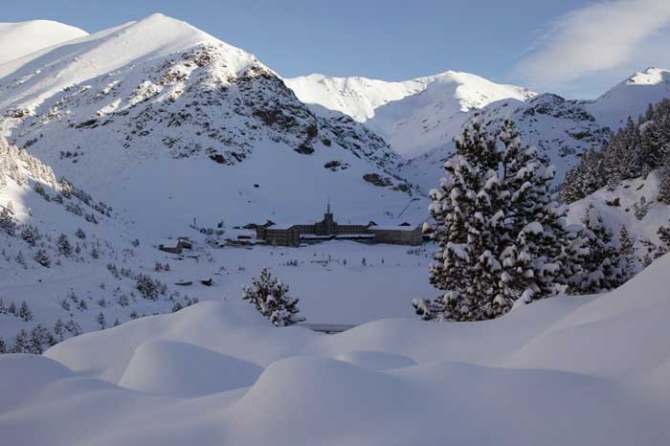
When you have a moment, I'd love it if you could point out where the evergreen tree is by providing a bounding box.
[416,117,574,320]
[657,162,670,204]
[18,301,32,321]
[0,207,17,236]
[617,225,637,280]
[242,267,304,326]
[34,249,51,267]
[29,325,56,354]
[15,251,26,268]
[11,329,30,353]
[53,318,65,341]
[654,223,670,259]
[20,225,40,246]
[57,234,72,257]
[64,319,82,336]
[570,205,625,293]
[97,312,106,329]
[415,117,501,321]
[498,119,572,307]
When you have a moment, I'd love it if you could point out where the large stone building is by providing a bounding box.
[255,205,423,247]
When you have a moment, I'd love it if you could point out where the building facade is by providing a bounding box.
[255,206,423,247]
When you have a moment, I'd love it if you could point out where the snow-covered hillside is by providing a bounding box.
[0,20,87,65]
[1,252,670,445]
[287,71,535,157]
[401,68,670,193]
[0,134,197,352]
[566,170,670,257]
[0,14,425,237]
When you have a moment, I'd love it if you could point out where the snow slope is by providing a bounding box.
[286,71,535,157]
[0,133,215,352]
[0,253,669,445]
[0,20,87,65]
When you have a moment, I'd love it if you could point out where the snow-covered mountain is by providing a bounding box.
[586,67,670,129]
[401,67,670,192]
[286,71,535,157]
[0,20,88,65]
[0,13,426,237]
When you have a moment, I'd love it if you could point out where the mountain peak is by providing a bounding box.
[626,67,670,86]
[0,19,88,64]
[127,12,214,42]
[587,67,670,128]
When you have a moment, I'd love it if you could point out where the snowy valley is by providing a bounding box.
[1,10,670,446]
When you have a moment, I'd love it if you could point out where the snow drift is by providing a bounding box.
[0,253,668,445]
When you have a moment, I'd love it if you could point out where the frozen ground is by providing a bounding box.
[1,253,670,445]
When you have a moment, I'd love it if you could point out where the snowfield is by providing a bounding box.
[0,253,668,445]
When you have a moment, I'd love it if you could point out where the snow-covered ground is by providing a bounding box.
[2,252,670,445]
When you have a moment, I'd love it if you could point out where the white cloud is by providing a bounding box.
[516,0,670,92]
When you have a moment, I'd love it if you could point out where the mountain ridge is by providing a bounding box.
[286,70,535,157]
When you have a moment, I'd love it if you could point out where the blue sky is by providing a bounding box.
[4,0,670,98]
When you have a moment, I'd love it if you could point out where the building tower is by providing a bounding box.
[324,200,335,235]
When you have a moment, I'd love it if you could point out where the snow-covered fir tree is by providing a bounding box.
[57,234,72,257]
[658,162,670,204]
[415,117,576,321]
[0,206,17,236]
[497,119,572,307]
[34,248,51,267]
[414,117,500,321]
[651,222,670,259]
[617,225,638,281]
[568,205,626,293]
[18,301,32,321]
[242,267,305,326]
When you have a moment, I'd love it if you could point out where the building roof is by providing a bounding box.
[335,234,375,238]
[265,224,296,230]
[367,225,420,231]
